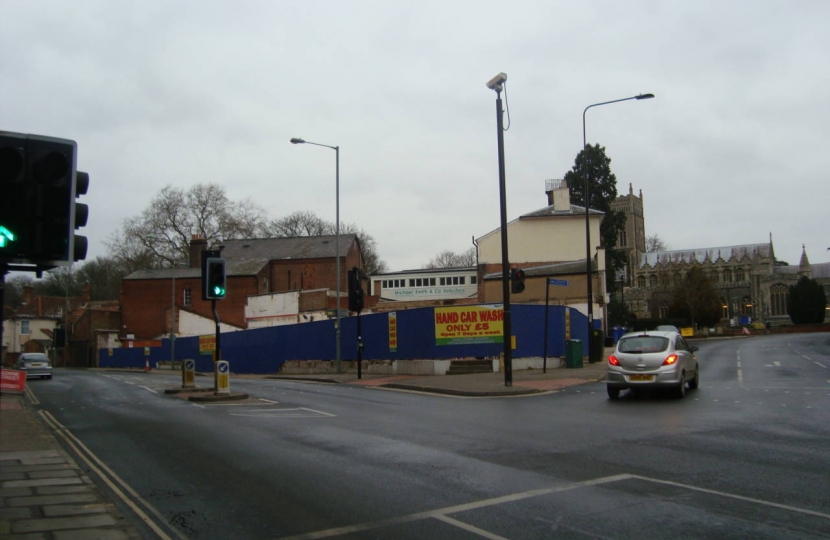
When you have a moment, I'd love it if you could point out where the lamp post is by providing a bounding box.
[582,93,653,361]
[290,137,342,374]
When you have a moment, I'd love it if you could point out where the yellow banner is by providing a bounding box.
[388,312,398,352]
[199,335,216,355]
[434,305,504,345]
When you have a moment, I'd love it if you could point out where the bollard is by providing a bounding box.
[215,361,230,395]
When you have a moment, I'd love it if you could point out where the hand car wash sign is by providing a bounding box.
[434,305,504,345]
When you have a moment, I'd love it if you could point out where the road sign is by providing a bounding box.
[183,359,196,388]
[549,278,569,287]
[216,360,230,395]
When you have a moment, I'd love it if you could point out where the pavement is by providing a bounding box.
[0,355,609,538]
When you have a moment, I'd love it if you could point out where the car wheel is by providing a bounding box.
[675,376,687,399]
[47,375,53,380]
[607,386,620,400]
[688,368,699,390]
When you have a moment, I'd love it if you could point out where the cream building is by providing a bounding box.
[475,179,607,321]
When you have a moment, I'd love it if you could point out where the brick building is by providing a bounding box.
[120,234,364,340]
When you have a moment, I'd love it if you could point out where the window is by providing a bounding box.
[741,297,752,316]
[723,269,732,283]
[711,271,719,283]
[770,284,787,316]
[459,277,465,285]
[184,289,192,306]
[429,278,436,286]
[409,279,415,287]
[21,320,30,335]
[648,274,657,288]
[619,229,627,247]
[471,276,477,285]
[440,277,446,286]
[659,304,669,318]
[638,276,646,288]
[735,268,745,282]
[721,298,728,319]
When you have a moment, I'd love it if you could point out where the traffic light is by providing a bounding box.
[0,131,89,266]
[348,267,364,313]
[510,267,526,294]
[204,258,227,300]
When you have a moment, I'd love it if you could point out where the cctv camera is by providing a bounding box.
[486,72,507,90]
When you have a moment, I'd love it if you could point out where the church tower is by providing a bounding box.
[609,183,646,282]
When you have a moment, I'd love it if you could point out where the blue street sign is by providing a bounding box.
[549,278,569,287]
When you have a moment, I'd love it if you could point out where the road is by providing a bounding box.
[27,333,830,539]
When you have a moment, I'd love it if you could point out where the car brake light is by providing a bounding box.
[608,355,620,366]
[662,354,678,365]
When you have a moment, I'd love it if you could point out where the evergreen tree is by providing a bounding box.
[787,276,827,324]
[563,143,626,287]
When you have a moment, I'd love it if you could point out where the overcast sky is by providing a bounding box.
[2,0,828,272]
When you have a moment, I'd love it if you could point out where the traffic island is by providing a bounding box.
[164,387,213,395]
[188,391,249,403]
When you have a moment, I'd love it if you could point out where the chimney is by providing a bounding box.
[189,235,207,268]
[82,284,91,305]
[22,285,34,304]
[545,179,571,211]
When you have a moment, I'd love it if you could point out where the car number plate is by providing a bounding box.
[628,374,654,382]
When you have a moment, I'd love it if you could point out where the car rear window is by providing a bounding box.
[618,336,669,353]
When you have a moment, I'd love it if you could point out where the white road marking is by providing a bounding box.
[139,386,158,394]
[229,407,336,418]
[433,514,511,540]
[630,474,830,520]
[773,361,781,367]
[737,351,743,383]
[815,362,827,369]
[274,472,830,540]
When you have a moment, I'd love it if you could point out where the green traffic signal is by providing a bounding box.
[0,226,15,248]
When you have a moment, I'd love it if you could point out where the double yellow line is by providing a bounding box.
[37,408,186,540]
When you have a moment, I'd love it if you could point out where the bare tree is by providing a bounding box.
[264,211,329,237]
[107,183,268,269]
[646,234,669,253]
[425,248,476,268]
[265,211,388,275]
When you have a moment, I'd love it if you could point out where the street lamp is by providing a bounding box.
[290,137,342,374]
[582,93,653,361]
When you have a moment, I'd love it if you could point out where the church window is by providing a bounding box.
[638,275,646,288]
[735,268,745,282]
[770,284,787,316]
[741,297,752,316]
[720,298,728,319]
[723,269,732,283]
[648,274,657,288]
[619,229,627,247]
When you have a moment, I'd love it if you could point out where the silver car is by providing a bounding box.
[607,331,699,399]
[14,353,53,380]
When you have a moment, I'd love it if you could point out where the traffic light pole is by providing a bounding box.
[0,265,7,364]
[212,299,221,391]
[356,313,363,380]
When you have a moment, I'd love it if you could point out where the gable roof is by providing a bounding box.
[14,296,78,320]
[520,203,604,219]
[124,234,359,280]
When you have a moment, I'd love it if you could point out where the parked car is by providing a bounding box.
[656,325,681,334]
[14,353,53,380]
[606,331,698,399]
